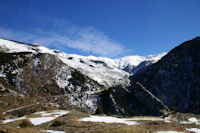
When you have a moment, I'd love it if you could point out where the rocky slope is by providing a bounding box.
[0,51,105,113]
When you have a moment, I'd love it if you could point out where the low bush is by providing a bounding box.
[95,106,104,114]
[51,120,65,127]
[19,119,33,128]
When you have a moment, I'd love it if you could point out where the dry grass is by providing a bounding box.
[38,110,191,133]
[61,120,190,133]
[26,114,42,118]
[0,125,41,133]
[1,109,198,133]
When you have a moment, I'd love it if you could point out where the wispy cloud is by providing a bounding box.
[0,18,124,57]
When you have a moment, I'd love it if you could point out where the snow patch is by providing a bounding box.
[29,110,69,125]
[42,130,66,133]
[188,117,198,123]
[1,110,69,125]
[29,117,57,125]
[186,128,200,133]
[79,115,138,125]
[155,131,185,133]
[1,117,26,124]
[0,73,6,78]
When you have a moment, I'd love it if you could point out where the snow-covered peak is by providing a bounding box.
[114,52,166,69]
[0,38,166,87]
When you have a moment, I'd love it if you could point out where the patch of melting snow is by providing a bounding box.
[29,110,69,125]
[41,130,66,133]
[179,121,192,124]
[1,117,26,124]
[29,117,59,125]
[1,110,69,125]
[164,116,172,122]
[188,117,198,123]
[154,131,185,133]
[0,73,6,78]
[79,115,138,125]
[186,128,200,133]
[180,117,199,125]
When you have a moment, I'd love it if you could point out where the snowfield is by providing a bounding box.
[1,110,69,125]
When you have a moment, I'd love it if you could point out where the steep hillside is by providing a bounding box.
[0,49,104,113]
[98,37,200,116]
[130,37,200,114]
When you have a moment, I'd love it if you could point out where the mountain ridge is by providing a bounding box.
[0,38,165,87]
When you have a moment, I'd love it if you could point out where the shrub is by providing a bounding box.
[51,120,65,127]
[95,106,104,114]
[14,110,27,117]
[19,119,33,128]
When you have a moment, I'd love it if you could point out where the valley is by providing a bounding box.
[0,37,200,132]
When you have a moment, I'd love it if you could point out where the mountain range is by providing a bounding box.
[0,37,200,117]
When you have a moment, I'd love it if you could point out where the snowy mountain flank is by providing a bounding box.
[0,38,165,87]
[0,38,165,114]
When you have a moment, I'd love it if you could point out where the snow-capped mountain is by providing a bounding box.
[0,38,165,87]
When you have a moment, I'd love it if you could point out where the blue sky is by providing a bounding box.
[0,0,200,58]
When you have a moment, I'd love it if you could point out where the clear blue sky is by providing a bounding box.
[0,0,200,58]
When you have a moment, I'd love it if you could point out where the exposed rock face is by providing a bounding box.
[130,37,200,114]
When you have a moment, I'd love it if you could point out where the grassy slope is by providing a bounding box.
[1,109,199,133]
